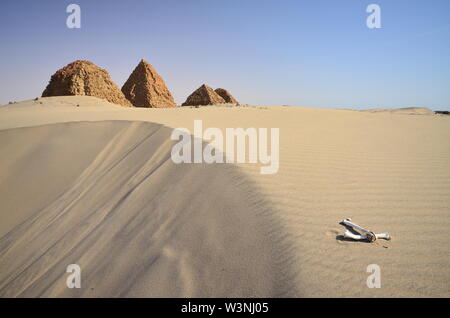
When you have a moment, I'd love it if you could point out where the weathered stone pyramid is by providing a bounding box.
[182,84,225,106]
[214,88,238,104]
[121,59,176,108]
[42,60,132,107]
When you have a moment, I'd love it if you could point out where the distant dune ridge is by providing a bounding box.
[42,60,132,107]
[362,107,435,115]
[121,59,176,108]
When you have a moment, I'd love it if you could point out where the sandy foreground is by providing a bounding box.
[0,96,449,297]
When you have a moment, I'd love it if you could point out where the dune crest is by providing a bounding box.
[0,121,291,297]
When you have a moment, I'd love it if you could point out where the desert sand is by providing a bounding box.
[1,96,449,297]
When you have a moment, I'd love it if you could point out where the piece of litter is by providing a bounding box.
[340,218,391,243]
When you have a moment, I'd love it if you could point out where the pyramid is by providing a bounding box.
[42,60,132,107]
[214,88,238,104]
[121,59,176,108]
[182,84,225,106]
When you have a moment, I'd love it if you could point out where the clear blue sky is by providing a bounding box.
[1,0,449,109]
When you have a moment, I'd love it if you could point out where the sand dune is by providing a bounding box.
[1,96,450,297]
[0,121,287,297]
